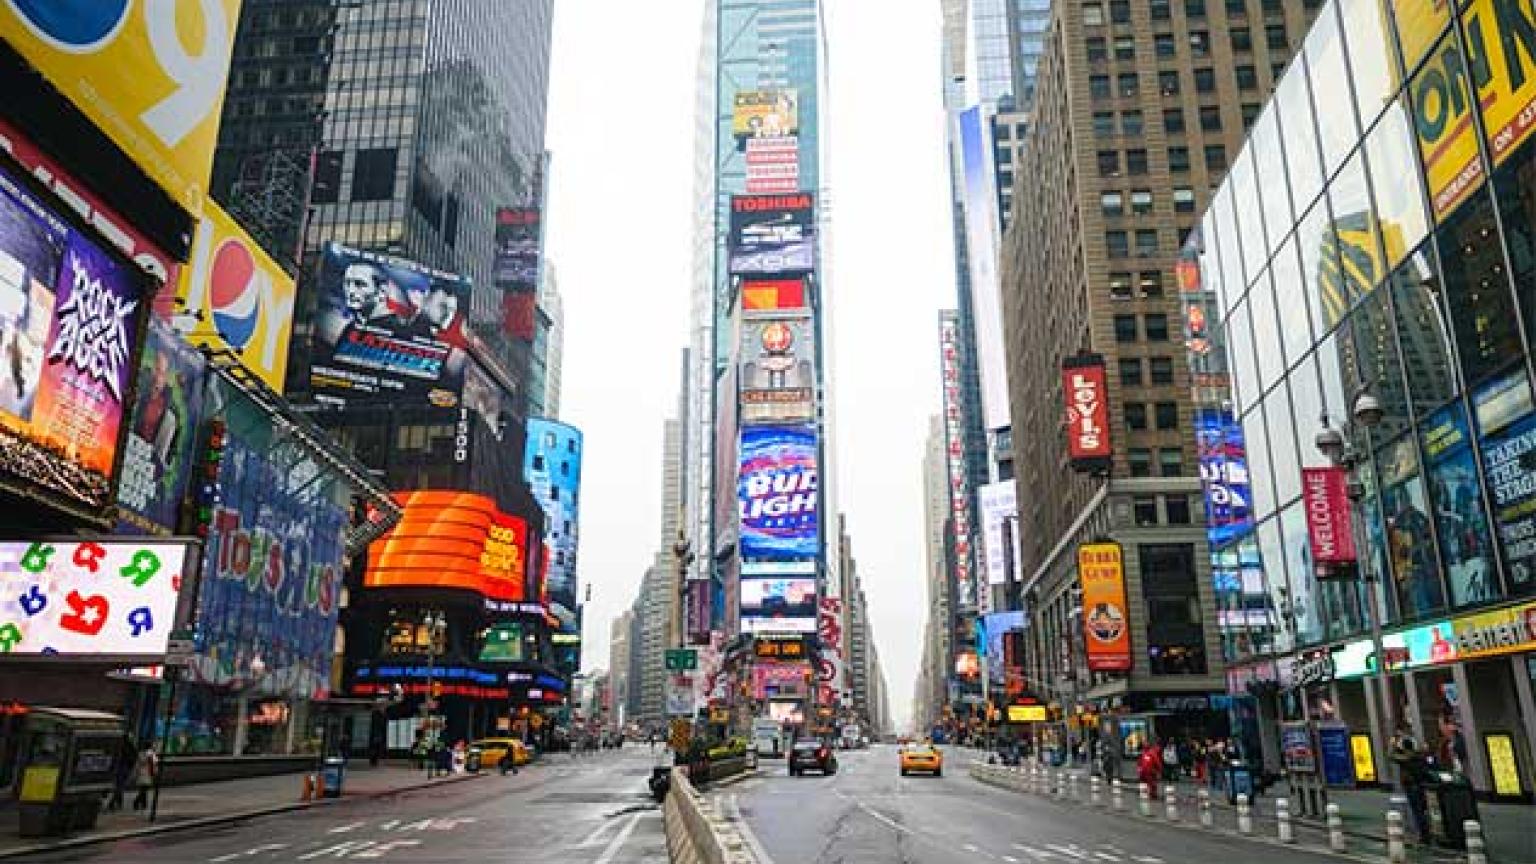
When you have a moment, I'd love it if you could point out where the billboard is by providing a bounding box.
[817,596,847,708]
[0,539,191,658]
[1063,354,1111,470]
[1301,467,1357,565]
[1079,542,1132,671]
[732,89,799,139]
[740,316,814,424]
[524,419,583,617]
[1464,0,1536,168]
[978,481,1018,587]
[746,137,800,194]
[116,317,207,535]
[983,611,1026,686]
[740,576,817,620]
[175,201,295,391]
[190,427,347,698]
[737,426,818,560]
[1195,408,1252,549]
[1411,35,1483,220]
[0,1,242,217]
[309,243,471,408]
[958,106,1010,431]
[714,364,740,557]
[365,491,530,603]
[741,278,808,312]
[729,194,815,275]
[939,312,976,610]
[494,207,541,341]
[0,162,149,515]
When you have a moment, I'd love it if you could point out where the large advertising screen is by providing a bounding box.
[116,317,206,535]
[310,243,471,408]
[740,576,817,620]
[365,491,529,603]
[983,611,1026,686]
[175,201,295,391]
[0,162,148,515]
[494,207,541,342]
[741,278,808,313]
[732,90,799,139]
[0,539,191,659]
[729,194,815,275]
[0,1,242,217]
[978,481,1018,587]
[958,105,1010,431]
[1195,408,1252,549]
[740,315,814,424]
[738,426,818,560]
[524,419,583,618]
[191,424,347,698]
[939,312,976,610]
[1079,542,1132,671]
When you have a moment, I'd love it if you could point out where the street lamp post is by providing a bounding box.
[1314,389,1395,773]
[421,611,445,777]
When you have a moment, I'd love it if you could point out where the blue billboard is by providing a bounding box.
[738,426,818,560]
[524,418,583,618]
[1196,408,1252,549]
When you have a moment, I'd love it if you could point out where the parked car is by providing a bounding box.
[471,738,530,768]
[789,739,838,776]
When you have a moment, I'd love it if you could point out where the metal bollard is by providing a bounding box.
[1068,772,1080,802]
[1464,820,1487,864]
[1055,770,1065,798]
[1090,775,1103,807]
[1386,810,1406,864]
[1198,788,1213,829]
[1326,803,1346,852]
[1139,782,1153,817]
[1164,785,1178,821]
[1112,778,1125,812]
[1236,793,1253,835]
[1276,798,1293,843]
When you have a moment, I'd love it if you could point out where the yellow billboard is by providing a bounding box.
[176,202,296,390]
[1464,0,1536,165]
[0,1,242,218]
[1390,0,1451,75]
[1411,35,1485,220]
[1449,599,1536,660]
[733,89,800,139]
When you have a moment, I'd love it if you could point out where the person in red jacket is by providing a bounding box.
[1138,740,1165,799]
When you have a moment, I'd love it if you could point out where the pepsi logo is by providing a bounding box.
[208,237,265,350]
[6,0,131,51]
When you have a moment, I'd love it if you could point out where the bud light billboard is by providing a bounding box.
[738,426,818,560]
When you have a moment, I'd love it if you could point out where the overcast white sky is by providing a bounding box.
[546,0,957,733]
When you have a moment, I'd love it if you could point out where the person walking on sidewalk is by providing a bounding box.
[106,735,135,812]
[1138,740,1164,799]
[131,743,158,812]
[1162,738,1181,781]
[1390,729,1432,845]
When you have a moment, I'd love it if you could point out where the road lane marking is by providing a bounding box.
[298,840,375,860]
[352,839,420,859]
[1046,843,1090,859]
[1004,857,1021,863]
[964,843,981,852]
[209,846,288,862]
[575,817,620,848]
[327,822,365,835]
[591,813,643,864]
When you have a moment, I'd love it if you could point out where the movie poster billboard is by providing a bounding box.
[525,419,583,617]
[1474,370,1536,592]
[494,207,541,341]
[729,194,815,275]
[117,317,207,535]
[0,163,148,515]
[190,394,348,699]
[738,426,818,560]
[740,316,814,424]
[309,243,471,408]
[732,90,799,140]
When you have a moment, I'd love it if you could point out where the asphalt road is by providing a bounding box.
[14,748,668,864]
[718,744,1347,864]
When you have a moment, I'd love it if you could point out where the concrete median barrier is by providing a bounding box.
[664,767,757,864]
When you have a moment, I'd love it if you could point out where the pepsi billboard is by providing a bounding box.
[309,243,472,409]
[737,426,818,560]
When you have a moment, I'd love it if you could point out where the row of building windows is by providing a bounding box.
[1100,188,1198,217]
[1120,356,1178,386]
[1109,270,1169,298]
[1115,312,1171,342]
[1087,25,1288,62]
[1086,0,1308,25]
[1107,227,1199,258]
[1129,447,1187,477]
[1090,66,1269,99]
[1125,401,1181,430]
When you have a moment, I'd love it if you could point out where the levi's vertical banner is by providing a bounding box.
[0,0,243,217]
[1301,466,1357,566]
[1063,354,1111,470]
[1079,542,1131,671]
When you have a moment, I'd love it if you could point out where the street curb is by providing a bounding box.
[0,771,489,861]
[707,768,761,790]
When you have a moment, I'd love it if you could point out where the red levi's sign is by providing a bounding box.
[1301,467,1356,564]
[1062,355,1111,465]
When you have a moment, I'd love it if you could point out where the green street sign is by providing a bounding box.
[665,649,697,671]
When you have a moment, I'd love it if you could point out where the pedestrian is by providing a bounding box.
[1161,737,1181,781]
[131,743,158,812]
[106,735,134,812]
[500,744,520,776]
[1138,739,1164,799]
[1390,729,1432,844]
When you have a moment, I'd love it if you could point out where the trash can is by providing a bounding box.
[1425,771,1479,849]
[321,756,345,799]
[466,748,482,774]
[1225,759,1255,805]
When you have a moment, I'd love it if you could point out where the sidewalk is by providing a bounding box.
[0,760,487,860]
[977,761,1536,863]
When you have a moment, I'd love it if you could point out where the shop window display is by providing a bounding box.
[1420,402,1500,607]
[1378,435,1446,618]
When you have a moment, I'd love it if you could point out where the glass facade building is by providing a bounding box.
[1196,0,1536,798]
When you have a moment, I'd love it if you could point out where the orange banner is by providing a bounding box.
[1079,542,1132,671]
[366,491,528,601]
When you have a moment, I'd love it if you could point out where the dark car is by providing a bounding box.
[789,739,838,776]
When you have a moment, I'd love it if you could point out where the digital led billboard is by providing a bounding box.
[366,491,530,602]
[740,577,817,619]
[740,315,814,424]
[0,162,149,515]
[309,243,472,408]
[524,419,583,618]
[737,426,818,560]
[728,194,815,275]
[732,90,799,139]
[116,317,207,535]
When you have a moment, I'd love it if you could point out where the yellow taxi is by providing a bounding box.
[898,743,943,777]
[472,737,530,768]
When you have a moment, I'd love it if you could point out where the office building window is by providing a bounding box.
[1266,22,1288,49]
[1173,186,1196,212]
[1115,35,1137,59]
[1200,105,1223,131]
[1130,448,1154,477]
[1150,355,1175,383]
[1142,544,1208,674]
[1126,403,1149,431]
[1159,70,1181,95]
[1235,65,1259,90]
[1092,75,1112,98]
[1119,72,1141,96]
[1242,103,1262,129]
[1135,229,1159,256]
[1185,0,1206,17]
[1159,447,1184,476]
[1131,190,1154,214]
[1169,147,1191,172]
[1226,0,1247,15]
[311,150,343,204]
[1094,110,1116,135]
[1165,495,1192,523]
[1085,2,1106,24]
[1164,109,1186,133]
[1107,231,1131,257]
[1121,358,1144,386]
[1155,401,1179,429]
[1231,27,1252,51]
[1127,149,1149,174]
[351,147,398,202]
[1151,0,1172,19]
[1145,313,1170,340]
[1123,109,1145,135]
[1115,313,1139,342]
[1140,271,1164,296]
[1194,67,1216,93]
[1134,494,1160,525]
[1156,33,1177,57]
[1088,37,1109,61]
[1098,150,1121,176]
[1204,144,1228,172]
[1102,191,1126,215]
[1111,0,1133,22]
[1110,271,1135,298]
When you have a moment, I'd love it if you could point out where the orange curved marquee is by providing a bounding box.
[365,491,529,601]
